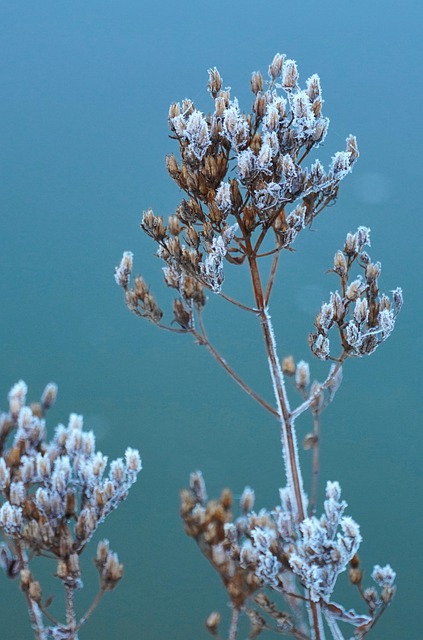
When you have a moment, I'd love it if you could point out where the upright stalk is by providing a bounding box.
[247,253,325,640]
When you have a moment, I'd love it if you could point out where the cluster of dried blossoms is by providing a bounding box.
[116,52,401,639]
[181,472,396,640]
[0,380,141,640]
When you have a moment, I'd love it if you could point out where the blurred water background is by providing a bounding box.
[0,1,421,638]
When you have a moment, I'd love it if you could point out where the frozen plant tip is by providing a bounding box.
[0,382,141,640]
[118,51,401,639]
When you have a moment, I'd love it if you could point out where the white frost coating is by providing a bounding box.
[199,235,227,293]
[263,307,307,521]
[323,613,344,640]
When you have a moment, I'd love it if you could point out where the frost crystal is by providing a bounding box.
[184,110,211,161]
[199,235,228,293]
[215,182,232,214]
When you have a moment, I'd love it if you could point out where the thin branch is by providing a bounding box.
[65,585,77,639]
[218,290,258,313]
[228,605,240,640]
[290,358,346,421]
[77,589,105,630]
[264,252,281,306]
[309,413,320,517]
[14,541,47,640]
[192,319,278,418]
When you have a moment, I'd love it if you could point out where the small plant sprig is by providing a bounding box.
[116,52,401,639]
[0,380,141,640]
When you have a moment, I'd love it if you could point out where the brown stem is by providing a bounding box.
[309,413,320,517]
[192,321,278,418]
[264,252,281,306]
[246,247,325,640]
[218,290,258,313]
[77,589,105,630]
[247,250,305,520]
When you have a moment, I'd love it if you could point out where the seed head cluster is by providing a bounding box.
[0,380,141,638]
[115,52,359,331]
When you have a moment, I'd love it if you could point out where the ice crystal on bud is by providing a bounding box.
[199,235,228,293]
[237,148,256,182]
[240,486,255,514]
[222,100,249,150]
[310,333,330,360]
[114,251,133,288]
[372,564,396,587]
[295,360,310,390]
[330,151,352,179]
[215,182,232,214]
[268,53,285,80]
[184,110,211,161]
[281,59,298,89]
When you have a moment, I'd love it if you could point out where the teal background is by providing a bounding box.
[0,1,421,638]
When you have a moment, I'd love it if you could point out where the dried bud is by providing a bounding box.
[282,355,295,376]
[295,360,310,390]
[253,93,267,118]
[190,470,207,505]
[168,102,180,121]
[101,551,124,591]
[20,569,32,590]
[168,215,181,236]
[208,67,222,98]
[240,486,255,514]
[281,59,298,89]
[346,134,359,162]
[349,567,362,585]
[250,71,263,95]
[173,299,191,330]
[344,232,358,257]
[345,278,365,301]
[365,261,381,283]
[40,383,58,411]
[166,154,179,179]
[333,250,347,277]
[269,53,285,80]
[220,488,232,510]
[205,611,221,636]
[28,580,42,603]
[306,74,321,101]
[303,433,317,450]
[141,209,167,241]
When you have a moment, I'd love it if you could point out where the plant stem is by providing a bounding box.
[246,251,325,640]
[77,589,105,630]
[65,585,77,639]
[192,322,278,417]
[15,541,47,640]
[309,413,320,517]
[228,605,240,640]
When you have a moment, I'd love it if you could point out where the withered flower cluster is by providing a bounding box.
[182,473,396,640]
[0,380,141,640]
[310,225,402,360]
[116,52,401,640]
[115,52,359,330]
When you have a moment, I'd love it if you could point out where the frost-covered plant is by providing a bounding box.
[0,380,141,640]
[116,53,401,639]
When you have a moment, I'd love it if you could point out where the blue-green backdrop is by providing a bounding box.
[0,1,421,638]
